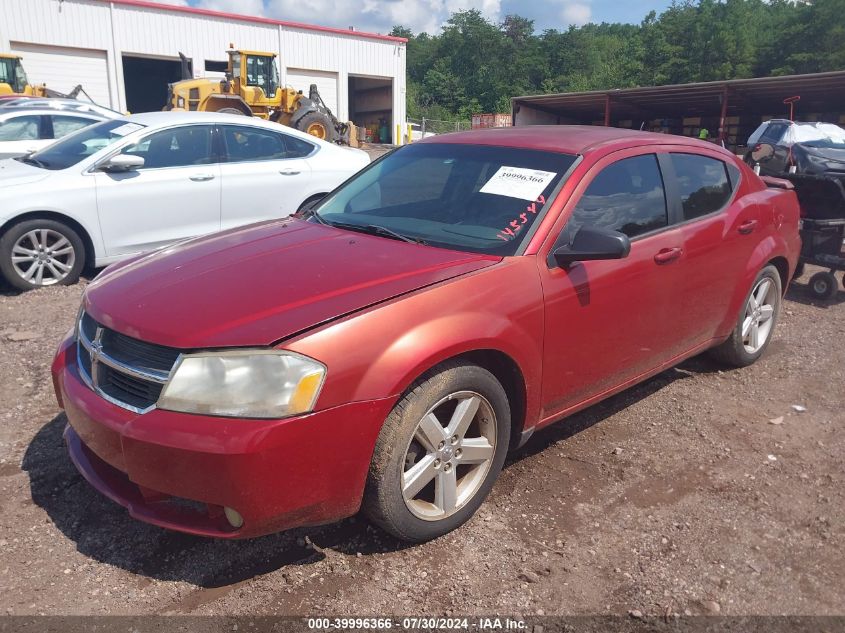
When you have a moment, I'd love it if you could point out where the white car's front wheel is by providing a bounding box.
[0,219,85,290]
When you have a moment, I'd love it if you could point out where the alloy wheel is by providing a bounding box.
[742,276,777,353]
[11,229,76,286]
[401,391,497,521]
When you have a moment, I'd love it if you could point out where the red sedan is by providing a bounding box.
[51,126,801,542]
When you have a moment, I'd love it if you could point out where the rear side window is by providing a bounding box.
[283,134,315,158]
[222,125,313,162]
[671,153,733,220]
[563,154,668,242]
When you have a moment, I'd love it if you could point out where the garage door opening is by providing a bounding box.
[122,55,189,113]
[348,75,392,143]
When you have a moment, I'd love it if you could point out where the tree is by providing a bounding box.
[393,0,838,120]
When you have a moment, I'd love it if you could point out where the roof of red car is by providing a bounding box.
[422,125,719,156]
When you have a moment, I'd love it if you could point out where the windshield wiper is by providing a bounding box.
[327,220,422,244]
[362,224,421,244]
[296,207,329,225]
[308,215,425,245]
[16,155,47,169]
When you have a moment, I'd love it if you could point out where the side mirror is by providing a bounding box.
[99,154,144,173]
[553,226,631,268]
[750,143,775,162]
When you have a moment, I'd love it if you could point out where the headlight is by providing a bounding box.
[176,95,185,109]
[158,351,326,419]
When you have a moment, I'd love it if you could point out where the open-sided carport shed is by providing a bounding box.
[512,71,845,150]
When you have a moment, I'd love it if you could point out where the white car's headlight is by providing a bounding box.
[158,351,326,419]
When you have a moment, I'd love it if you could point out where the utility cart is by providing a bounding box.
[788,174,845,300]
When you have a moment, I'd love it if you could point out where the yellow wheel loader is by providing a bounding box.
[1,53,95,100]
[165,48,348,143]
[0,54,36,96]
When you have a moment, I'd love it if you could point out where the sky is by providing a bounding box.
[146,0,675,35]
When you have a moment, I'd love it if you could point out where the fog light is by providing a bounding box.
[224,506,244,529]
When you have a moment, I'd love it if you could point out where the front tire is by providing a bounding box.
[0,219,85,290]
[708,265,781,367]
[295,111,336,142]
[363,362,510,542]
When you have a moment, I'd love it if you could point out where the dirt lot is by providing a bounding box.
[0,266,843,619]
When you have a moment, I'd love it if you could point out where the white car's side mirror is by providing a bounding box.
[99,154,145,173]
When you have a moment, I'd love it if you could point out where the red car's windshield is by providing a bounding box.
[314,143,577,255]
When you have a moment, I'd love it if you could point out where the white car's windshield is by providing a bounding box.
[313,143,577,256]
[18,119,146,170]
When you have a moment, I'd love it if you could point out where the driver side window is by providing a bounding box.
[560,154,668,245]
[121,125,214,169]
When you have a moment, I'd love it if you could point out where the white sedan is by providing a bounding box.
[0,108,107,159]
[0,111,370,289]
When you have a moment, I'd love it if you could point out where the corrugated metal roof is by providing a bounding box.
[513,71,845,120]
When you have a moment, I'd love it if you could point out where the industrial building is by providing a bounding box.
[1,0,407,142]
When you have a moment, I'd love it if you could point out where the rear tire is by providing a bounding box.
[708,265,781,367]
[0,219,85,291]
[363,361,510,542]
[217,107,248,116]
[295,110,336,142]
[808,271,837,300]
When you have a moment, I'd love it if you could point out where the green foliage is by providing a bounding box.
[394,0,845,120]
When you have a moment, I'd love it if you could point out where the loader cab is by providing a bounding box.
[0,55,29,95]
[228,50,279,100]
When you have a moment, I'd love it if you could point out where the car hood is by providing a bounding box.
[84,219,500,349]
[0,158,52,188]
[798,144,845,163]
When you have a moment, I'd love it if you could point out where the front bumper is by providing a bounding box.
[51,334,395,538]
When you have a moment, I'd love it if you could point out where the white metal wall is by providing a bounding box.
[286,69,338,114]
[0,0,407,141]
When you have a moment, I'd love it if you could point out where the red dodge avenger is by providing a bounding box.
[51,126,801,542]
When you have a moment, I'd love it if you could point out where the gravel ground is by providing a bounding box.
[0,265,843,618]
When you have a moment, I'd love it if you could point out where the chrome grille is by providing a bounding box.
[76,312,180,414]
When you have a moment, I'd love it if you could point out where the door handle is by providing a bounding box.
[189,173,215,182]
[738,219,758,234]
[654,247,683,264]
[279,169,301,176]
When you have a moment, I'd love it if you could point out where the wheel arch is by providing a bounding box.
[204,95,253,116]
[0,211,97,270]
[452,349,528,451]
[767,255,789,295]
[297,192,329,213]
[391,348,529,453]
[715,236,792,338]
